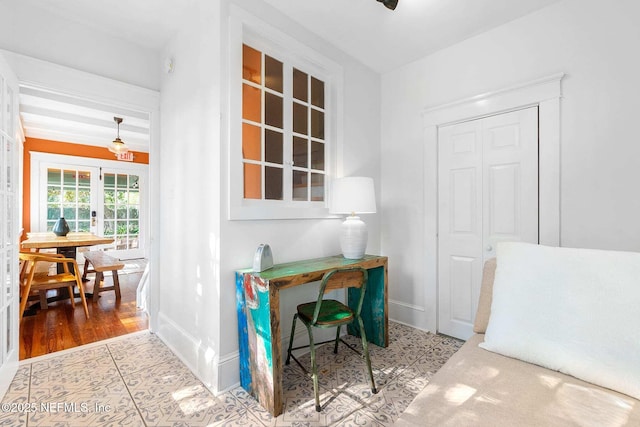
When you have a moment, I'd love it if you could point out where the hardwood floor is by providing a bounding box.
[19,269,148,360]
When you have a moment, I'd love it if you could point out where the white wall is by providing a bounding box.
[0,1,160,90]
[381,0,640,332]
[158,0,381,393]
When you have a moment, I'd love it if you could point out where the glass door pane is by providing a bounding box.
[46,168,94,233]
[102,172,142,258]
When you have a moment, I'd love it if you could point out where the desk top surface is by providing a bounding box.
[21,232,115,249]
[237,254,387,288]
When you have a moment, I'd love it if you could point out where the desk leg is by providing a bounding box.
[235,273,282,417]
[347,265,388,347]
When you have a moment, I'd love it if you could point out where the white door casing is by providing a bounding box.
[418,73,563,336]
[438,107,539,340]
[0,53,20,400]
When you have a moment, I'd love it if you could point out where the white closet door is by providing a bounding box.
[438,107,538,340]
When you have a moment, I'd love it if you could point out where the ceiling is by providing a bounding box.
[13,0,562,150]
[262,0,562,73]
[19,85,151,152]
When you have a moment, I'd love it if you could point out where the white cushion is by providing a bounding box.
[480,242,640,400]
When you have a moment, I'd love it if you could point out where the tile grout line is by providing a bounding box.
[26,363,33,427]
[105,341,148,427]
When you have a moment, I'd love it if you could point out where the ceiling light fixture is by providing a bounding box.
[108,116,129,155]
[377,0,398,10]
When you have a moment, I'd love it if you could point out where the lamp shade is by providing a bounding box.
[330,177,376,215]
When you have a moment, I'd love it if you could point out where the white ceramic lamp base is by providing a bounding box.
[340,215,368,259]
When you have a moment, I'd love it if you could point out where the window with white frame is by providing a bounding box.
[229,10,343,220]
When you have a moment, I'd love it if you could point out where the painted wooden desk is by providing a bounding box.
[235,254,388,416]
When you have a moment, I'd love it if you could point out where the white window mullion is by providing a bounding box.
[282,62,293,202]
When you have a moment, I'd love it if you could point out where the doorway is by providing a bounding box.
[30,153,149,260]
[437,107,539,340]
[419,73,563,337]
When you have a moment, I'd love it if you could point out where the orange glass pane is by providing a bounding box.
[242,44,261,84]
[311,141,324,170]
[265,166,283,200]
[244,163,261,199]
[311,76,324,108]
[265,93,283,128]
[311,109,324,139]
[293,136,308,168]
[292,170,308,201]
[242,123,261,161]
[293,102,307,135]
[265,130,283,164]
[243,84,261,122]
[293,68,308,102]
[265,55,283,93]
[311,173,324,201]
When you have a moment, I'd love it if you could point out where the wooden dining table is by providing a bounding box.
[20,232,115,312]
[22,231,115,273]
[21,232,114,259]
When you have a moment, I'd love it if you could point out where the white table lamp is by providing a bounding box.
[330,177,377,259]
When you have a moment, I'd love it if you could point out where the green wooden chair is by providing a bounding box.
[285,267,377,412]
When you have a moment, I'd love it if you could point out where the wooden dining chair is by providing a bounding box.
[18,252,89,319]
[285,267,377,412]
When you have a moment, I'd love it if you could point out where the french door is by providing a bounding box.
[437,107,539,340]
[31,153,148,260]
[0,54,19,399]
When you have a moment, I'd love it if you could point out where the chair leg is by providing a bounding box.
[285,314,298,365]
[306,324,321,412]
[19,282,32,320]
[74,276,90,318]
[334,325,341,354]
[67,286,76,307]
[358,316,377,394]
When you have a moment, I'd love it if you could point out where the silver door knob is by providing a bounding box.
[486,245,493,252]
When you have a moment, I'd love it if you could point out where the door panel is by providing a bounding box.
[101,171,143,259]
[0,53,19,400]
[488,164,519,235]
[438,107,538,340]
[438,120,483,340]
[483,108,539,259]
[449,255,475,323]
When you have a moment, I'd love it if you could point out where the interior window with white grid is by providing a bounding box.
[241,44,326,203]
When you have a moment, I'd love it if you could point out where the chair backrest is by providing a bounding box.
[311,267,368,324]
[18,252,77,281]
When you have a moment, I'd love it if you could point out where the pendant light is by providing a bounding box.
[108,116,129,155]
[376,0,398,10]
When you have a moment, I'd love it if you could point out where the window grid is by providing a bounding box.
[291,69,325,202]
[242,43,325,203]
[45,168,92,232]
[103,173,140,251]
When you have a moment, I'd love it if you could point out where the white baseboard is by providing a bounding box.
[156,311,239,395]
[389,298,425,312]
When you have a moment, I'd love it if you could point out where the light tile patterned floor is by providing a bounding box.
[0,322,462,426]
